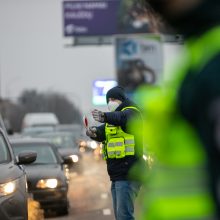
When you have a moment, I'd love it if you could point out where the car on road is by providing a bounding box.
[55,124,83,137]
[0,128,36,220]
[55,124,87,149]
[22,112,59,128]
[37,131,83,173]
[21,125,55,137]
[10,137,71,215]
[21,112,59,136]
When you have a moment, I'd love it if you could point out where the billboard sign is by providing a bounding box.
[92,80,117,105]
[63,0,157,36]
[115,35,163,94]
[63,1,119,36]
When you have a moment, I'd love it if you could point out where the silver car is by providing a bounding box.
[0,128,36,220]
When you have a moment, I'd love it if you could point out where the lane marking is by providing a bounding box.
[103,208,111,215]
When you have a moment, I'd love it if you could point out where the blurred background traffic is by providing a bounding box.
[0,0,182,219]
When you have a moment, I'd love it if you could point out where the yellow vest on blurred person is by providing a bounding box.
[136,27,220,219]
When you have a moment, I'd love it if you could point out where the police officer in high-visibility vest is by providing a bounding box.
[86,86,143,220]
[133,0,220,219]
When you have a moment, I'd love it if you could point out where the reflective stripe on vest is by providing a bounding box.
[103,106,140,159]
[135,27,220,219]
[125,139,135,145]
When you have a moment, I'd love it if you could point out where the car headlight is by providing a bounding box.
[90,141,98,149]
[36,179,58,189]
[0,180,16,196]
[70,154,79,163]
[79,140,87,147]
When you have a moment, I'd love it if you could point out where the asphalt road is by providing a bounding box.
[45,152,115,220]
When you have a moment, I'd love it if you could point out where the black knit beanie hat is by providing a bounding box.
[106,86,126,103]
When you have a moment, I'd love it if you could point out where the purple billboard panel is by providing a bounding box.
[63,1,120,36]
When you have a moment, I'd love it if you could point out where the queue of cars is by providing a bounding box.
[17,123,84,216]
[36,131,83,174]
[10,137,71,215]
[0,111,100,218]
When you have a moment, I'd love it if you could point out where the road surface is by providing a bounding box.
[45,152,114,220]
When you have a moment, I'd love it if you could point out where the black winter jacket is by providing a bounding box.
[178,53,220,216]
[92,98,143,181]
[169,1,220,217]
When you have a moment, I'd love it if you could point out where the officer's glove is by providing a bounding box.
[92,109,105,123]
[86,126,97,138]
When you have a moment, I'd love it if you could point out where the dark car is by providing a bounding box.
[0,128,36,220]
[10,137,71,215]
[21,125,55,137]
[37,131,83,173]
[55,124,83,138]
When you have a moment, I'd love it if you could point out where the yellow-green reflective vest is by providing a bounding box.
[102,106,140,160]
[135,26,220,219]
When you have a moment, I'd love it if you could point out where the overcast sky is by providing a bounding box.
[0,0,180,116]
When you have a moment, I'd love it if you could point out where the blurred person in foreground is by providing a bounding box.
[86,86,144,220]
[132,0,220,219]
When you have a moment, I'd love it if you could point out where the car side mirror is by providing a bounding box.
[62,156,73,165]
[17,151,37,165]
[7,128,14,135]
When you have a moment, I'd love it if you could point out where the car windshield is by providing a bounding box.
[13,144,58,164]
[22,126,55,136]
[40,134,76,149]
[0,134,10,163]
